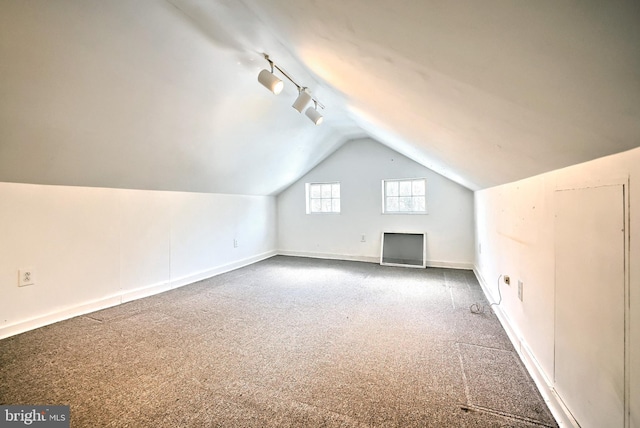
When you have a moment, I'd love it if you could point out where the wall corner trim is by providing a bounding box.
[472,265,579,428]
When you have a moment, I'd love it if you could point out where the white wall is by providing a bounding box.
[474,146,640,427]
[0,182,277,339]
[277,138,474,268]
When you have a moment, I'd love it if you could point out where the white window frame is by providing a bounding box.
[305,182,341,214]
[382,178,427,214]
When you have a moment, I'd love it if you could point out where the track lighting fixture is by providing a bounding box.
[257,53,325,125]
[258,66,283,95]
[305,101,323,125]
[292,88,312,113]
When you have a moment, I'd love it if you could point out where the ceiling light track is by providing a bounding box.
[258,53,324,125]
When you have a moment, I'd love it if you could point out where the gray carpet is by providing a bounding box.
[0,256,557,427]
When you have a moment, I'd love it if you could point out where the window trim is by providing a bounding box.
[381,177,428,214]
[305,181,341,214]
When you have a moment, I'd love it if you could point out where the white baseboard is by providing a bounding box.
[426,260,474,270]
[472,265,579,428]
[0,295,122,340]
[0,250,277,340]
[169,250,277,289]
[277,250,379,264]
[120,280,173,304]
[278,250,473,270]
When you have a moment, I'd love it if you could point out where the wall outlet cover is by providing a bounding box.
[19,269,35,287]
[518,280,523,301]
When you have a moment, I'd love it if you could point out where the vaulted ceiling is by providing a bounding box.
[1,0,639,194]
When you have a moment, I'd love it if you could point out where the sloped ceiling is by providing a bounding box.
[1,0,639,194]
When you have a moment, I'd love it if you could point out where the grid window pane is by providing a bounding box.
[386,181,399,197]
[413,196,426,212]
[321,184,332,198]
[412,180,425,196]
[311,199,322,212]
[386,197,398,212]
[399,181,412,196]
[310,184,321,198]
[332,199,341,212]
[399,197,413,211]
[321,199,332,212]
[332,183,340,198]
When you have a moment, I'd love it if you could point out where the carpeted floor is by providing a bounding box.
[0,256,557,427]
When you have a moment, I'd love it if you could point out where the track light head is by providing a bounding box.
[258,69,283,94]
[305,103,323,125]
[292,88,312,113]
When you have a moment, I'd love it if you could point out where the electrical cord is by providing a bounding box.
[470,274,502,314]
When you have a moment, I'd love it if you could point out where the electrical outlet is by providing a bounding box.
[360,234,366,242]
[504,275,510,285]
[19,269,35,287]
[233,239,238,248]
[518,280,523,301]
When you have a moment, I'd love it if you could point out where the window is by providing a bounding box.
[383,178,426,213]
[306,182,341,213]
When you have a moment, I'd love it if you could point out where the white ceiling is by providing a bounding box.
[1,0,639,194]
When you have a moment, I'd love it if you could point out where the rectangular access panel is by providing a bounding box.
[380,232,426,268]
[554,184,625,428]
